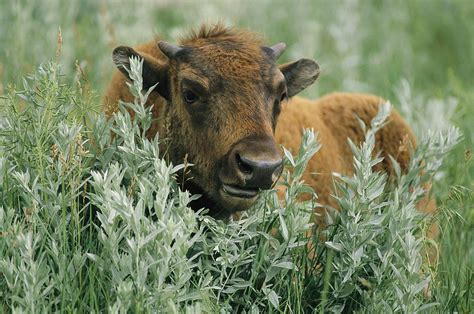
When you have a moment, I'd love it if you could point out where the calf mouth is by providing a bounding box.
[221,183,259,199]
[184,180,258,218]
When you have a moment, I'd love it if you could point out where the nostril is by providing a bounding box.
[236,153,253,175]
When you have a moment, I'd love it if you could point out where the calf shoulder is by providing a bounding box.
[275,92,434,222]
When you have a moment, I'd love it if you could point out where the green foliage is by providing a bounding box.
[0,57,463,312]
[0,1,472,311]
[320,104,460,312]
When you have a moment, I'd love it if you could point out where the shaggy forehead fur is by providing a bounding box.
[177,24,270,81]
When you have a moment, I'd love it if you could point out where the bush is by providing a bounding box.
[0,58,460,312]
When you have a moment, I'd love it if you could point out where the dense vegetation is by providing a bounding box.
[1,1,472,312]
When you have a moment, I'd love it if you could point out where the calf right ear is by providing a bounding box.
[112,46,170,100]
[280,59,320,97]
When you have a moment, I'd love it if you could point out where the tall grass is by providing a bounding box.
[0,56,464,312]
[0,0,472,312]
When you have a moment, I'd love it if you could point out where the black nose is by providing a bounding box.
[228,136,283,190]
[235,153,283,189]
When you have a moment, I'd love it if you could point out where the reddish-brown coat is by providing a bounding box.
[103,25,435,233]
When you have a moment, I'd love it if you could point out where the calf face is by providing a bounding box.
[112,28,320,217]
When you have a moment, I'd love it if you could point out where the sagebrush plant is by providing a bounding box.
[319,105,461,312]
[0,57,461,312]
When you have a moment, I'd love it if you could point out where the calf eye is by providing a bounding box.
[183,89,199,104]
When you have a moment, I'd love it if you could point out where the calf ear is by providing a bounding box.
[279,59,320,97]
[112,46,170,100]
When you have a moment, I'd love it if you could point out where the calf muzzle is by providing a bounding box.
[226,136,283,190]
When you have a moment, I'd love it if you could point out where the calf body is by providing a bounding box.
[276,93,429,222]
[103,24,434,222]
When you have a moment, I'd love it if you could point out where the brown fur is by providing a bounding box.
[275,94,434,224]
[103,24,436,230]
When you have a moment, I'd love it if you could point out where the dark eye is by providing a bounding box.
[183,89,199,104]
[280,92,287,103]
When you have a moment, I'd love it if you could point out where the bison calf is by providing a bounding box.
[103,23,435,226]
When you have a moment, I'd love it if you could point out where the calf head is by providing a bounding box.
[112,25,319,218]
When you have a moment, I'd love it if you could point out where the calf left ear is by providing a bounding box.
[112,46,170,100]
[279,59,320,97]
